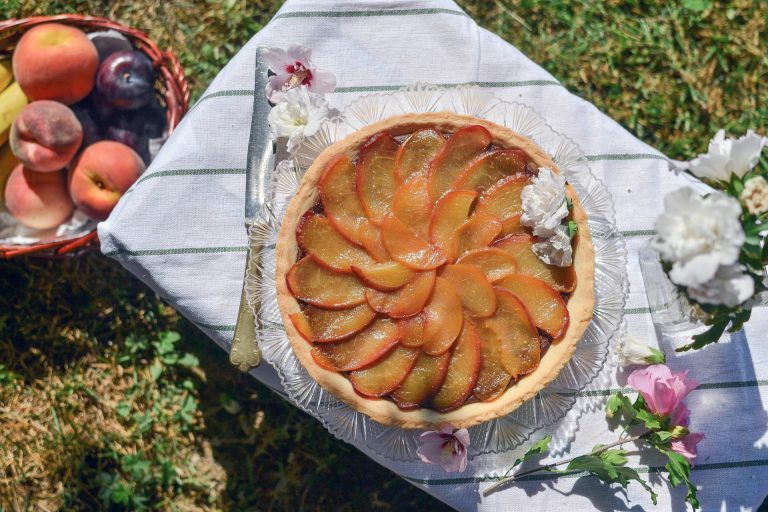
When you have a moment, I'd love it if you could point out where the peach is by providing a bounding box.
[4,164,74,229]
[13,23,99,104]
[68,140,144,221]
[10,101,83,172]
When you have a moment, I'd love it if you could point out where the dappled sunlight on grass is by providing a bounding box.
[1,0,765,509]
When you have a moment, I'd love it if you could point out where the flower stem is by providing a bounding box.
[482,432,650,497]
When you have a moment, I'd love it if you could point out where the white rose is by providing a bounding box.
[687,263,754,308]
[520,167,569,237]
[652,188,744,288]
[532,224,572,267]
[619,334,666,368]
[267,86,329,152]
[685,129,767,183]
[740,176,768,216]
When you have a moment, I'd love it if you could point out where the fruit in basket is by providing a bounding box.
[12,23,98,105]
[70,104,102,147]
[0,144,19,194]
[68,140,145,221]
[96,51,154,111]
[0,61,12,93]
[4,164,74,229]
[0,82,28,146]
[105,126,149,164]
[89,32,133,62]
[10,101,82,172]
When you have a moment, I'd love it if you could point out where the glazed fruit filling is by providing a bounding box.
[287,125,577,412]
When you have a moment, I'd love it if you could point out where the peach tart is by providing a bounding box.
[275,112,595,429]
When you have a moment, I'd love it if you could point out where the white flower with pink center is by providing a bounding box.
[263,45,336,103]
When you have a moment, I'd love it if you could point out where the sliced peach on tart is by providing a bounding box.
[311,318,400,371]
[351,260,415,291]
[499,215,526,237]
[349,345,421,397]
[423,277,464,355]
[381,214,447,270]
[287,255,367,309]
[495,274,570,340]
[357,132,399,225]
[494,234,576,292]
[427,125,492,201]
[394,128,445,183]
[392,174,432,238]
[428,189,477,260]
[289,303,377,342]
[439,264,497,318]
[398,314,426,348]
[365,269,436,318]
[472,321,513,402]
[474,174,530,222]
[479,289,540,378]
[358,223,390,262]
[453,149,528,192]
[297,212,376,272]
[391,351,451,409]
[430,321,482,412]
[319,154,371,246]
[456,248,518,282]
[455,213,502,257]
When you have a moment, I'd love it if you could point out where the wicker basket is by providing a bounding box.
[0,15,190,258]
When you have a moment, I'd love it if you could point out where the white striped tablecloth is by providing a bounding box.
[99,1,768,509]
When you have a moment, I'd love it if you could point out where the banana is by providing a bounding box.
[0,61,12,93]
[0,81,27,146]
[0,143,18,198]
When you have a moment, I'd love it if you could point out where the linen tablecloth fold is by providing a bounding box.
[99,1,768,509]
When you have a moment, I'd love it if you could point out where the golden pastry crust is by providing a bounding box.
[275,112,595,430]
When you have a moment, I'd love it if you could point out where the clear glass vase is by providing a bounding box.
[637,241,733,348]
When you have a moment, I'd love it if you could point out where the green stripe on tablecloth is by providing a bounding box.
[134,168,246,186]
[197,322,236,331]
[191,89,255,109]
[576,380,768,398]
[405,458,768,485]
[586,153,668,162]
[274,8,469,19]
[103,246,247,257]
[620,229,655,237]
[333,80,562,93]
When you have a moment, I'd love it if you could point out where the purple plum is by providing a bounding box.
[106,126,150,164]
[111,98,167,139]
[90,32,133,62]
[96,50,155,111]
[70,103,102,147]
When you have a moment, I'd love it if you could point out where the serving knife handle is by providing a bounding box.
[230,262,261,371]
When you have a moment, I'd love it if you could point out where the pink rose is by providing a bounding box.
[262,45,336,103]
[671,432,705,464]
[417,424,470,473]
[627,364,698,417]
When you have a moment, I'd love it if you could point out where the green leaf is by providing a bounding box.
[635,408,662,430]
[567,220,578,238]
[679,316,729,351]
[605,392,635,420]
[149,359,163,380]
[512,435,552,469]
[600,449,628,466]
[648,430,673,445]
[644,347,666,365]
[664,451,700,509]
[116,401,132,419]
[177,353,200,368]
[682,0,710,12]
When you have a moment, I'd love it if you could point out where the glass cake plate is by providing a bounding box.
[244,84,628,461]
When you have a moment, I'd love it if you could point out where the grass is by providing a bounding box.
[0,0,766,509]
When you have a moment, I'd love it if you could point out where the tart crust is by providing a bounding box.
[275,112,595,429]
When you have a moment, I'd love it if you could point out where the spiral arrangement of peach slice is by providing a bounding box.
[287,125,577,412]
